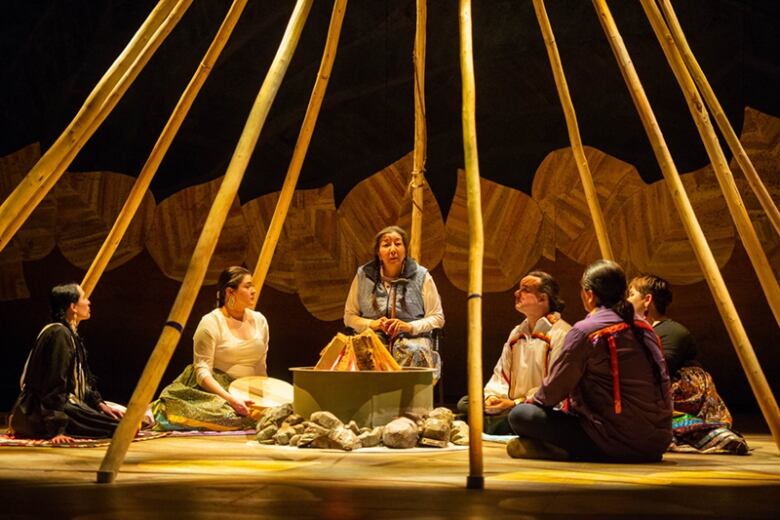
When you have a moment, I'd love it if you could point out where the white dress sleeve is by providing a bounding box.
[193,314,219,384]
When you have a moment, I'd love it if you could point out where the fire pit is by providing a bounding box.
[290,367,435,428]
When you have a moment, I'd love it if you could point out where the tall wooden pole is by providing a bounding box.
[460,0,485,489]
[593,0,780,452]
[82,0,249,297]
[659,0,780,238]
[409,0,428,261]
[96,0,314,483]
[252,0,348,297]
[641,0,780,327]
[532,0,614,260]
[0,0,189,253]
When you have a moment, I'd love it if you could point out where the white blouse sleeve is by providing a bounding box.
[193,314,218,384]
[343,274,373,333]
[408,273,445,336]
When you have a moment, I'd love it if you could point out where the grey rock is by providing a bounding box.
[329,426,362,451]
[419,437,448,448]
[428,407,455,426]
[382,417,419,449]
[422,418,450,441]
[289,434,301,447]
[283,413,304,426]
[310,411,343,430]
[303,421,330,437]
[273,424,296,445]
[358,426,383,447]
[257,403,294,430]
[256,423,279,442]
[346,420,361,436]
[450,420,469,446]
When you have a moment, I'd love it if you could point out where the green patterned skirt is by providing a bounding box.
[151,365,256,431]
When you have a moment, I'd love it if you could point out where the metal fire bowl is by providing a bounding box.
[290,367,435,428]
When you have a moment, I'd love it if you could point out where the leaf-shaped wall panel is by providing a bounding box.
[444,170,543,293]
[290,187,357,321]
[242,190,296,294]
[621,167,735,284]
[532,147,643,267]
[0,143,56,262]
[0,247,28,301]
[339,152,445,268]
[54,171,155,271]
[739,107,780,176]
[736,107,780,279]
[146,176,248,285]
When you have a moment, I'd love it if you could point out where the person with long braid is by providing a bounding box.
[9,284,124,442]
[506,259,672,462]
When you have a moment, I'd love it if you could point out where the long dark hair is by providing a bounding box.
[50,283,81,324]
[581,260,636,330]
[216,266,251,307]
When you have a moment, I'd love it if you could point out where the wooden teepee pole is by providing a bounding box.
[0,0,188,254]
[659,0,780,238]
[409,0,427,261]
[252,0,348,296]
[641,0,780,327]
[96,0,314,483]
[532,0,614,260]
[460,0,485,490]
[82,0,249,297]
[593,0,780,453]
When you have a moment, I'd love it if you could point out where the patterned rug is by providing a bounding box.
[0,430,169,448]
[163,429,256,437]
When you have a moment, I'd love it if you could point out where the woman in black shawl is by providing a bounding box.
[9,283,123,442]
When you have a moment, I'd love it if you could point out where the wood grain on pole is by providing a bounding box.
[0,0,185,253]
[83,0,248,296]
[532,0,614,260]
[459,0,485,490]
[409,0,428,261]
[659,0,780,238]
[593,0,780,453]
[96,0,314,483]
[641,0,780,326]
[252,0,348,298]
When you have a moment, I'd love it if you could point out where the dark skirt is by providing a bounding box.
[10,394,119,439]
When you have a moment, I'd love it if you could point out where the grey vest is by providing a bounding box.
[356,258,427,336]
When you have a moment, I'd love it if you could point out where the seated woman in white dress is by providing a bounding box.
[152,266,269,431]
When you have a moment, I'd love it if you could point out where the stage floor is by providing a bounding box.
[1,429,779,519]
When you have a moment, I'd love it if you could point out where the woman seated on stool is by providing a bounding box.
[152,266,269,431]
[343,225,444,373]
[507,260,672,462]
[9,283,127,443]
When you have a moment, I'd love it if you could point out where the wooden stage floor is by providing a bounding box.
[1,429,779,519]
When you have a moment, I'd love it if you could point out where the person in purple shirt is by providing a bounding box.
[507,259,672,462]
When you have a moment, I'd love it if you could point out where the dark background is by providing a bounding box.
[1,1,778,421]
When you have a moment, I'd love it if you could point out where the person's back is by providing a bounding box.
[539,307,671,461]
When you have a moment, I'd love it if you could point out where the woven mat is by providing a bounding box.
[0,430,169,448]
[162,429,256,437]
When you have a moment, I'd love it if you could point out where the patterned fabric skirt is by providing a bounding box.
[391,336,441,381]
[669,366,748,455]
[151,365,256,432]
